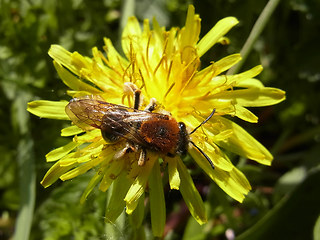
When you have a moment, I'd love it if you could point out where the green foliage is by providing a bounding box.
[237,166,320,240]
[32,173,106,240]
[1,0,320,239]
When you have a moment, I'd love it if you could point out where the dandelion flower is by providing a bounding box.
[27,5,285,237]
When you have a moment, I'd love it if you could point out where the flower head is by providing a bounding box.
[27,5,285,237]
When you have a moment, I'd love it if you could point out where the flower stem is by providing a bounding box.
[227,0,280,75]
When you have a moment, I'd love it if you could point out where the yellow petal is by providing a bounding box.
[49,45,91,76]
[61,125,84,136]
[124,153,157,214]
[211,53,242,76]
[89,47,124,92]
[99,159,125,192]
[191,54,242,88]
[212,167,251,202]
[235,78,265,88]
[74,129,101,143]
[214,116,273,165]
[40,161,77,188]
[212,87,286,107]
[152,17,165,45]
[234,105,258,123]
[177,157,207,224]
[122,16,142,59]
[66,90,100,99]
[103,37,129,72]
[46,141,81,162]
[167,156,180,190]
[197,17,239,57]
[80,171,103,204]
[27,100,69,120]
[125,178,145,215]
[149,160,166,237]
[105,172,131,223]
[53,61,101,93]
[60,156,104,181]
[129,193,145,229]
[58,139,105,167]
[179,5,201,51]
[218,65,263,87]
[56,152,78,167]
[189,147,251,202]
[189,140,233,172]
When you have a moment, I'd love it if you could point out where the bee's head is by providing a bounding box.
[176,122,189,156]
[178,109,216,169]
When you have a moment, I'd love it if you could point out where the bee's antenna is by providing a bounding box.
[190,141,215,169]
[189,109,216,135]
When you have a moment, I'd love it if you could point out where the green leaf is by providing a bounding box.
[237,166,320,240]
[314,215,320,240]
[273,166,307,202]
[34,173,106,240]
[13,93,36,240]
[13,137,36,240]
[182,217,207,240]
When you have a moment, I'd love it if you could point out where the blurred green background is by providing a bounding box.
[1,0,320,239]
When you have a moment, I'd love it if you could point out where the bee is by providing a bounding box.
[65,92,215,168]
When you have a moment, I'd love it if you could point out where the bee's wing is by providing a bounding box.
[66,96,116,130]
[66,95,168,148]
[100,109,162,146]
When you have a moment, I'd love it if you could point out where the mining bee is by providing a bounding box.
[65,88,215,168]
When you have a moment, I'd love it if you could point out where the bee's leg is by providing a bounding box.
[144,98,157,112]
[123,82,141,110]
[133,89,141,110]
[138,148,147,166]
[113,142,135,160]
